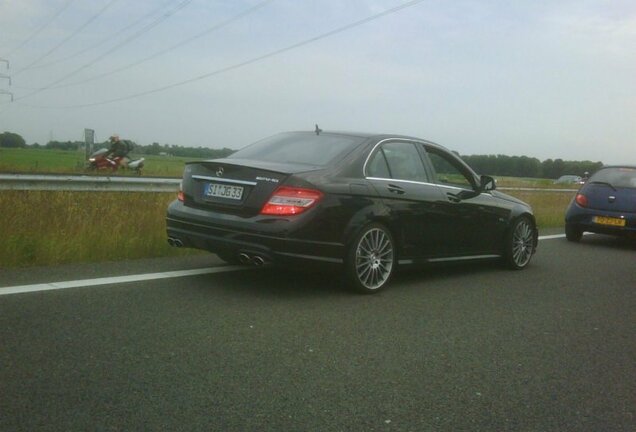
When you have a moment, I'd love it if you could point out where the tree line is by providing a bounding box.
[460,154,603,179]
[1,131,603,179]
[0,132,234,159]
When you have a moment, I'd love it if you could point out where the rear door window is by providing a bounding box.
[367,142,428,182]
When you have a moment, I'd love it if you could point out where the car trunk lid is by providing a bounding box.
[182,159,321,217]
[584,184,636,213]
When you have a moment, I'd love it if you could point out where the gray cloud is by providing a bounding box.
[0,0,634,165]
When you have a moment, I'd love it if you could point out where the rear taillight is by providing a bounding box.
[177,181,184,202]
[575,193,588,207]
[260,186,323,215]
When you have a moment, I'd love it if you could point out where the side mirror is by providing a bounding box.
[480,175,496,192]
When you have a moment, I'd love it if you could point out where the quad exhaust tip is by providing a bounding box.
[167,237,183,247]
[238,252,268,266]
[238,253,252,265]
[168,242,268,263]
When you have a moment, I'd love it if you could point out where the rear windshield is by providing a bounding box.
[229,132,365,166]
[589,167,636,189]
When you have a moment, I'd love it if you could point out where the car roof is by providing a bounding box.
[287,130,443,146]
[599,165,636,170]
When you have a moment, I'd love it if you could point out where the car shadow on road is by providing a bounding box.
[196,266,354,298]
[576,234,636,251]
[194,259,506,299]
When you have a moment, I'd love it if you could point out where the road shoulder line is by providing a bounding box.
[0,266,246,296]
[0,235,568,296]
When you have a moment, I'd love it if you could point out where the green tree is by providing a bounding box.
[515,156,541,178]
[0,131,26,148]
[541,159,554,178]
[552,159,565,178]
[463,154,603,179]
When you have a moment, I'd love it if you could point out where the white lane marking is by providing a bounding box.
[0,233,573,296]
[539,232,594,240]
[538,234,565,240]
[0,266,248,296]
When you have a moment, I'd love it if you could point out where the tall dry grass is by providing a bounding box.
[0,191,195,268]
[0,189,574,268]
[506,190,574,228]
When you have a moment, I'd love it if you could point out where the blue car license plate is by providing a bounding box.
[593,216,625,227]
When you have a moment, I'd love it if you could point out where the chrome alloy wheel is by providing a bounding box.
[354,227,394,290]
[510,218,534,268]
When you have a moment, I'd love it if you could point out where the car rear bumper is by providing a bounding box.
[566,206,636,236]
[166,200,345,265]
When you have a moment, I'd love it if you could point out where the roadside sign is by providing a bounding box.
[84,128,95,160]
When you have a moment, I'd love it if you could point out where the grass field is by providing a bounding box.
[0,147,198,177]
[505,190,572,228]
[0,188,573,269]
[0,148,575,268]
[0,191,198,269]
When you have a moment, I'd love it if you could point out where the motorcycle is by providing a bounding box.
[86,148,145,174]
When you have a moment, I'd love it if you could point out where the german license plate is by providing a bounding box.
[204,183,244,200]
[593,216,625,227]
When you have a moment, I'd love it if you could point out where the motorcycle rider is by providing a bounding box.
[107,135,131,167]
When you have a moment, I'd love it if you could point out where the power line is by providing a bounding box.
[11,0,121,77]
[14,0,194,101]
[2,0,76,58]
[12,0,427,109]
[23,0,180,71]
[45,0,275,90]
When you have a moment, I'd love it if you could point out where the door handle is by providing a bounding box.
[387,184,405,195]
[446,192,461,203]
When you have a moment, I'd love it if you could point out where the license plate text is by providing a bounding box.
[205,183,244,200]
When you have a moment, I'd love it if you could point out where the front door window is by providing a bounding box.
[425,149,474,190]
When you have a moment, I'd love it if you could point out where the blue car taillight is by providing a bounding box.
[575,193,588,208]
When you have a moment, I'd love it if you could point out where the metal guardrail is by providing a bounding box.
[499,187,578,193]
[0,173,579,193]
[0,174,180,192]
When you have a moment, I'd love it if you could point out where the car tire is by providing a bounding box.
[503,216,535,270]
[345,223,395,294]
[565,223,582,242]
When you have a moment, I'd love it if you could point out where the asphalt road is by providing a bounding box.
[1,234,634,432]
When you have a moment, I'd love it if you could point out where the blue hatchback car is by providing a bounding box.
[565,166,636,241]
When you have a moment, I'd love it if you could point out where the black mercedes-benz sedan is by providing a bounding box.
[166,130,538,293]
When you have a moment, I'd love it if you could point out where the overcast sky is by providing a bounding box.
[0,0,634,164]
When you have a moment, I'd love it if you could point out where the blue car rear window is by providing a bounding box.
[590,167,636,189]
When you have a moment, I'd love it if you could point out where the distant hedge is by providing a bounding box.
[39,139,235,159]
[460,154,603,179]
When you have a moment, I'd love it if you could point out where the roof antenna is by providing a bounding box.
[315,124,322,135]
